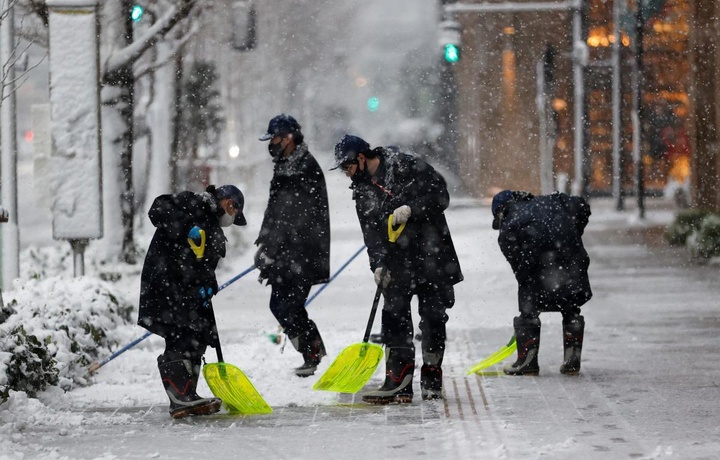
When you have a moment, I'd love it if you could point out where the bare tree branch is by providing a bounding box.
[104,0,197,79]
[133,20,198,79]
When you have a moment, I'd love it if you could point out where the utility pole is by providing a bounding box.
[571,0,588,197]
[0,0,19,291]
[438,0,460,169]
[611,0,624,210]
[632,0,646,218]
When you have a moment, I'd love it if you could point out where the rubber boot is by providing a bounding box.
[362,347,415,405]
[420,349,444,400]
[503,316,541,376]
[560,315,584,375]
[290,323,326,377]
[158,358,222,419]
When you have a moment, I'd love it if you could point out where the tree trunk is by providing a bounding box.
[171,51,184,192]
[144,41,176,212]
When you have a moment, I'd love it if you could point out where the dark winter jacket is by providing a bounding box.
[256,143,330,286]
[498,192,592,311]
[352,148,463,286]
[138,190,226,344]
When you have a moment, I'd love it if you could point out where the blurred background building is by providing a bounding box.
[441,0,718,212]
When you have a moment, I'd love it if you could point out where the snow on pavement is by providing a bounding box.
[3,157,720,459]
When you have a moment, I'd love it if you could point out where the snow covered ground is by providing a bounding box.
[2,153,720,459]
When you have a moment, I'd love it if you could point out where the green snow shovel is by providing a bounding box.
[467,335,517,374]
[313,216,406,394]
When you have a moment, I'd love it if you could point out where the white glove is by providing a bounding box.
[392,205,411,225]
[374,267,391,288]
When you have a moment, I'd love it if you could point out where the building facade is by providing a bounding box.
[445,0,718,211]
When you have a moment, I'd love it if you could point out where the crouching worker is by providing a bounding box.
[138,185,247,419]
[491,190,592,376]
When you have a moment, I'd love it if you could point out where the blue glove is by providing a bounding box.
[199,286,214,307]
[188,226,203,244]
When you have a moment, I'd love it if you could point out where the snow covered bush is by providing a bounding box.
[687,213,720,260]
[666,208,711,246]
[0,277,134,403]
[0,325,59,402]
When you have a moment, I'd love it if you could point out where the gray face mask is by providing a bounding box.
[219,212,234,227]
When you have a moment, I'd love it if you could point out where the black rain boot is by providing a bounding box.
[421,351,444,401]
[158,358,222,419]
[290,323,327,377]
[560,315,584,375]
[504,316,541,376]
[362,347,415,405]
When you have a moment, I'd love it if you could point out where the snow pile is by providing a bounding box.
[1,275,135,402]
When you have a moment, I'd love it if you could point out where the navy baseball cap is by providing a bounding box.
[216,185,247,226]
[330,134,371,170]
[259,114,301,141]
[491,190,514,230]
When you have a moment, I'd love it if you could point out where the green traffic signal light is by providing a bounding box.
[131,5,144,23]
[444,43,460,63]
[367,96,380,112]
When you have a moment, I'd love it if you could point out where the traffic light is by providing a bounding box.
[444,43,460,64]
[439,19,461,64]
[130,4,144,23]
[367,97,380,112]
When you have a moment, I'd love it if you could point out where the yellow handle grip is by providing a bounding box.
[188,229,206,259]
[387,215,406,243]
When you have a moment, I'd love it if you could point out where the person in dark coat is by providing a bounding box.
[331,134,463,404]
[138,184,247,419]
[256,114,331,377]
[491,190,592,376]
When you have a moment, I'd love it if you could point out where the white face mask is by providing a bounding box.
[219,212,234,227]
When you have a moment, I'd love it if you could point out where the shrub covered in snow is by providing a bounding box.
[0,277,134,404]
[666,208,712,246]
[687,213,720,260]
[0,325,59,402]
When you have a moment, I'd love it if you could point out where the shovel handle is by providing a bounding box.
[361,216,406,342]
[362,266,387,343]
[387,215,406,243]
[188,229,206,259]
[209,301,224,363]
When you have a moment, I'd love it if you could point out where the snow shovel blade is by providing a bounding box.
[313,342,384,393]
[203,362,273,415]
[467,336,517,374]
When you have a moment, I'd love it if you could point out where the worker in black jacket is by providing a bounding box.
[256,114,331,377]
[138,184,247,419]
[491,190,592,376]
[331,134,463,404]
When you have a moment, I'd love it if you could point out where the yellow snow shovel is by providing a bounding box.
[467,335,517,374]
[203,301,272,415]
[313,216,406,394]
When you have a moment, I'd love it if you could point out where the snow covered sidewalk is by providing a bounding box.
[3,175,720,459]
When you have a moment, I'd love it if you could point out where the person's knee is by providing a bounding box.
[515,315,541,328]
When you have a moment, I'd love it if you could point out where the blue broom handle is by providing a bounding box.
[89,264,256,372]
[305,245,366,307]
